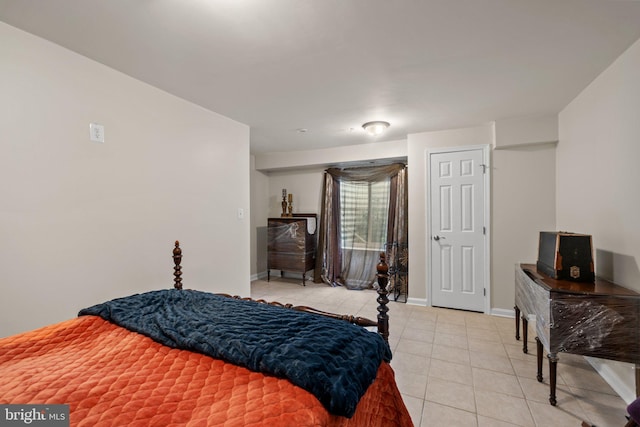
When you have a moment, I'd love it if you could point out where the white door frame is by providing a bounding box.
[425,144,491,314]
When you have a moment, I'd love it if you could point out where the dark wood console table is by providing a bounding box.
[514,263,640,406]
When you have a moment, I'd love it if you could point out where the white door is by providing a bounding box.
[430,148,486,312]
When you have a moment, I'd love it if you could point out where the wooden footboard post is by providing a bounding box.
[173,241,183,290]
[376,252,390,343]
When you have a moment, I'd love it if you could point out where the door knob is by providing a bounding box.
[433,235,445,241]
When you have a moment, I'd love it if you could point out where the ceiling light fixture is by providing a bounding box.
[362,121,390,136]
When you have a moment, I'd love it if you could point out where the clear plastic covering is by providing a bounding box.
[268,220,314,252]
[268,218,316,275]
[270,223,301,251]
[551,297,623,354]
[515,265,551,349]
[515,264,640,363]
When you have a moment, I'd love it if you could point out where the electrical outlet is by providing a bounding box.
[90,123,105,143]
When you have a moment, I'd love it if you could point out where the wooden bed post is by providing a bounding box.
[376,252,390,343]
[173,240,183,290]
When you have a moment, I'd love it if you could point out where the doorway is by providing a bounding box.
[427,146,490,312]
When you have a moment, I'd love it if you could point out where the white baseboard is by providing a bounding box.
[406,297,428,306]
[585,357,636,405]
[490,307,537,322]
[250,271,268,282]
[491,308,515,318]
[404,303,524,317]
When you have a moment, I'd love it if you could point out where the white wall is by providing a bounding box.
[266,169,326,217]
[251,123,557,314]
[491,143,556,311]
[558,38,640,284]
[250,164,325,279]
[558,37,640,403]
[250,140,408,278]
[407,125,556,311]
[407,125,493,303]
[250,155,270,279]
[255,139,407,171]
[493,114,558,148]
[0,22,251,337]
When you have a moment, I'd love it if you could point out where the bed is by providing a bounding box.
[0,241,413,427]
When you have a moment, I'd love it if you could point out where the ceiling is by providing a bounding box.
[2,1,640,154]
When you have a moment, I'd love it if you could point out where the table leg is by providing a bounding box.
[536,337,543,382]
[522,315,528,354]
[514,305,521,341]
[548,353,558,406]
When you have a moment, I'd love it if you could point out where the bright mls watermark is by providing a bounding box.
[0,405,69,426]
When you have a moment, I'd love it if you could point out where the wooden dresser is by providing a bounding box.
[267,214,317,285]
[514,263,640,406]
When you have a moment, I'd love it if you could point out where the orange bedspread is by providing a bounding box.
[0,316,413,427]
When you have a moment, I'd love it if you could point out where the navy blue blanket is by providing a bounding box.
[78,289,391,417]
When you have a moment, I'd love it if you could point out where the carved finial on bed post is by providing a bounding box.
[376,252,390,343]
[173,240,183,290]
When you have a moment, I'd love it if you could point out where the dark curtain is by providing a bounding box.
[386,167,409,296]
[314,164,408,290]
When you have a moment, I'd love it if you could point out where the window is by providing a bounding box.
[339,179,390,250]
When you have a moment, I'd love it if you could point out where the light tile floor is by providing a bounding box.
[251,278,632,427]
